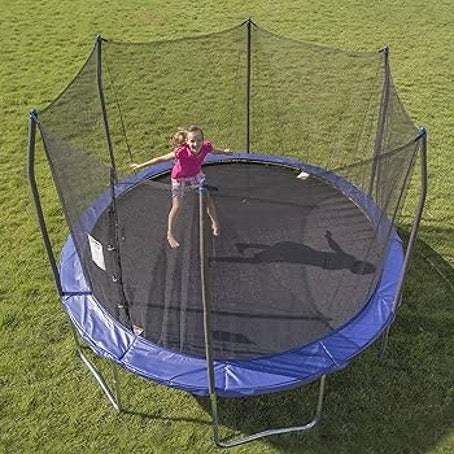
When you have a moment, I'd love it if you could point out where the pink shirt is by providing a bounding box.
[171,141,214,179]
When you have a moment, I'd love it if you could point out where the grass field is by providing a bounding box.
[1,1,453,453]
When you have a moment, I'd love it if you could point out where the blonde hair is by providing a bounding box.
[186,125,204,141]
[171,128,187,147]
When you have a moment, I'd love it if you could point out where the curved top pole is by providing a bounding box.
[95,34,117,178]
[394,127,428,310]
[27,109,63,297]
[369,46,390,198]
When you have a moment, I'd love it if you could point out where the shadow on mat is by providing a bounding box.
[211,231,376,275]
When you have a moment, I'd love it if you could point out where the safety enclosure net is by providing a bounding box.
[38,21,421,360]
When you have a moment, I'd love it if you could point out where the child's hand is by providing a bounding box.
[130,163,141,171]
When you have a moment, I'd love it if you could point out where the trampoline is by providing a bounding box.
[60,153,403,396]
[28,19,427,447]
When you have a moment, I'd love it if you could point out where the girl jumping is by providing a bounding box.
[130,125,232,248]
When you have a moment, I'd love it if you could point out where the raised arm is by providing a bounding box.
[130,151,175,171]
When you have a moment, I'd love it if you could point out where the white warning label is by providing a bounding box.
[87,234,106,271]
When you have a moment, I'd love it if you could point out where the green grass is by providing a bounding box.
[1,1,453,453]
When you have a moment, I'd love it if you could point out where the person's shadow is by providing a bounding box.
[211,230,376,275]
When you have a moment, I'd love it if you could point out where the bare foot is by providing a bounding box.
[167,234,180,248]
[212,222,220,237]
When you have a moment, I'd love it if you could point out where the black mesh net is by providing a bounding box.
[37,21,421,360]
[101,24,248,172]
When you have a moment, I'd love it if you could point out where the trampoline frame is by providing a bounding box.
[27,22,428,448]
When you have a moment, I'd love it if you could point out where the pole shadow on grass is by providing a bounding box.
[194,232,454,453]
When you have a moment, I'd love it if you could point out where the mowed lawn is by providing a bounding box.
[1,1,453,453]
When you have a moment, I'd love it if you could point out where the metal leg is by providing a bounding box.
[211,375,327,448]
[111,361,122,410]
[68,319,122,412]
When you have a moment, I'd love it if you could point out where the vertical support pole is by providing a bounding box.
[198,179,221,442]
[96,35,130,326]
[27,108,123,412]
[369,46,390,199]
[27,109,63,298]
[245,18,252,154]
[198,180,327,448]
[380,127,428,361]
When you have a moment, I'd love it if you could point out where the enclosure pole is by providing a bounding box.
[198,178,328,447]
[96,35,131,326]
[27,108,123,412]
[245,18,252,154]
[198,180,221,442]
[95,35,117,176]
[380,127,428,361]
[27,109,63,298]
[369,46,390,198]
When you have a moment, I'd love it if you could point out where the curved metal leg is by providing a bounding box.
[68,320,122,411]
[211,375,326,448]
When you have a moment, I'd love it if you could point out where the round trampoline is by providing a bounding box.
[60,153,403,397]
[28,20,427,446]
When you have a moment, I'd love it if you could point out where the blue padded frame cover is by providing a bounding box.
[60,154,403,397]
